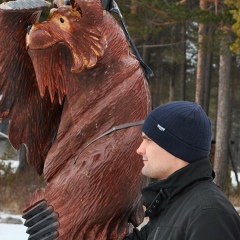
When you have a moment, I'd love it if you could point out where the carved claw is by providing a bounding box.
[22,200,59,240]
[0,0,51,11]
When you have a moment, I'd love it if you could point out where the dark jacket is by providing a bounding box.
[125,157,240,240]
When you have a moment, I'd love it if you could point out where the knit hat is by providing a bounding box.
[142,101,212,162]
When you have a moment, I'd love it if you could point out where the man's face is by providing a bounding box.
[136,133,188,180]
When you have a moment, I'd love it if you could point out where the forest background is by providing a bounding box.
[0,0,240,214]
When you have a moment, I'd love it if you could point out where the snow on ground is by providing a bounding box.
[0,212,28,239]
[231,170,240,188]
[0,160,19,174]
[0,223,28,240]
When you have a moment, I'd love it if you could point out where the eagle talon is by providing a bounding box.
[23,201,59,240]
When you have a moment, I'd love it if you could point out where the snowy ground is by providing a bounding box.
[231,170,240,188]
[0,223,28,240]
[0,159,29,239]
[0,212,28,239]
[0,159,19,174]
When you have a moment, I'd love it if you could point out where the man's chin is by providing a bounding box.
[141,167,149,177]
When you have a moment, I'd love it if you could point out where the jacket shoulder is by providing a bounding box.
[194,181,237,214]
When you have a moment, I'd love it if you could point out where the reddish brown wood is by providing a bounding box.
[0,0,151,239]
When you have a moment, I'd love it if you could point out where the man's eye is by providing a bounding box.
[143,137,151,142]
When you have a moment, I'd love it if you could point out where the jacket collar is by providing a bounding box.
[142,157,214,217]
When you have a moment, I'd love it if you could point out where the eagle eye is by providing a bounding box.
[60,18,65,23]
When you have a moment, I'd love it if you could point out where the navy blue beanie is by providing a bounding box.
[142,101,212,162]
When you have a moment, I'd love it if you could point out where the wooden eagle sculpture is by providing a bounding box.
[0,0,151,239]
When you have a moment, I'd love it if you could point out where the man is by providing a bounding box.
[125,101,240,240]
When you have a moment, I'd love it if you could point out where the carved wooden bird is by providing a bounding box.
[0,0,151,239]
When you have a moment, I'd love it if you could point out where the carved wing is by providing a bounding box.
[0,0,63,175]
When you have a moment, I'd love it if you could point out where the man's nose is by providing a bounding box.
[136,142,144,155]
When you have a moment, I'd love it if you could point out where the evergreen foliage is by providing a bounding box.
[226,0,240,53]
[117,0,235,107]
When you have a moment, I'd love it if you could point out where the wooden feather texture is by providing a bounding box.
[0,0,62,175]
[0,0,151,239]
